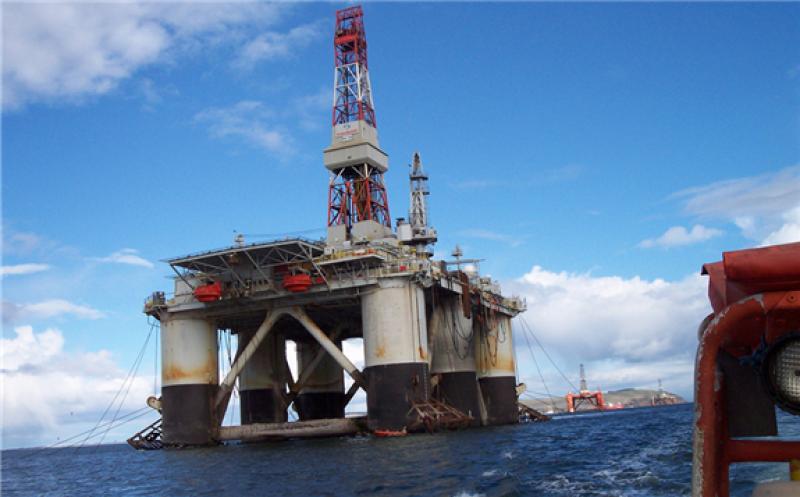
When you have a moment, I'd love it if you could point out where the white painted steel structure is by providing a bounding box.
[362,277,429,368]
[161,317,218,387]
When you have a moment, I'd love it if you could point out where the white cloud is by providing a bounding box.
[761,205,800,246]
[234,21,324,70]
[1,263,50,277]
[2,3,283,108]
[293,88,330,131]
[507,265,710,397]
[638,224,723,249]
[92,248,154,269]
[3,299,105,322]
[673,165,800,242]
[1,326,156,448]
[458,228,524,247]
[2,231,45,256]
[195,100,295,155]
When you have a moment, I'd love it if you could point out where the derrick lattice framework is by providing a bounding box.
[324,6,391,242]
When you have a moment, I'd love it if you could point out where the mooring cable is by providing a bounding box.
[94,323,156,448]
[519,317,579,392]
[519,321,558,412]
[76,321,156,450]
[18,407,152,459]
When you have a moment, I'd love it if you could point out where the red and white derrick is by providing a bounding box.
[324,6,391,240]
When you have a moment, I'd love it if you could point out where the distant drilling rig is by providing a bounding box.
[135,5,526,447]
[565,364,605,413]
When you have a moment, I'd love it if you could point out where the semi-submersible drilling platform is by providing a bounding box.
[138,6,526,447]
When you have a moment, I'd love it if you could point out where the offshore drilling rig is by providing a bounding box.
[136,6,526,447]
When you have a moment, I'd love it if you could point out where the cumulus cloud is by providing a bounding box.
[672,165,800,243]
[3,299,105,323]
[638,224,723,249]
[761,205,800,246]
[1,326,156,448]
[1,263,50,277]
[293,88,331,131]
[92,248,153,269]
[234,21,324,70]
[2,2,283,108]
[195,90,330,156]
[195,100,292,155]
[2,231,45,256]
[506,265,710,397]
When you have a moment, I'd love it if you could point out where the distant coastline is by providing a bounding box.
[522,388,687,415]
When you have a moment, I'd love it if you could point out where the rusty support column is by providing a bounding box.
[361,277,430,431]
[160,315,219,446]
[238,329,288,424]
[216,310,283,409]
[429,294,480,425]
[295,338,345,420]
[475,313,518,425]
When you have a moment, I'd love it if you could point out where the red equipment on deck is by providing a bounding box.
[193,281,222,302]
[693,242,800,497]
[282,274,313,293]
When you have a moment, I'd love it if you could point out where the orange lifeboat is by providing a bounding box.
[193,281,222,302]
[282,273,313,293]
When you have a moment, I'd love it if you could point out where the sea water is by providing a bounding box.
[3,404,798,497]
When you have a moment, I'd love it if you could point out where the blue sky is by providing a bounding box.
[2,2,799,448]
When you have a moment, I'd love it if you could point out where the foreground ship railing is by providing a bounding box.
[693,242,800,497]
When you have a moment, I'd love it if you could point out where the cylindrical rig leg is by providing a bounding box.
[161,316,219,446]
[295,340,345,420]
[362,277,430,431]
[429,295,481,425]
[475,314,518,425]
[238,329,288,424]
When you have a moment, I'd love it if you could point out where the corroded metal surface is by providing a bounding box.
[430,295,475,374]
[478,376,518,425]
[161,317,218,386]
[365,362,430,431]
[475,314,516,379]
[218,417,366,442]
[434,371,481,426]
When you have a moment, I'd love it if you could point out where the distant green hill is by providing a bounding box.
[521,388,686,414]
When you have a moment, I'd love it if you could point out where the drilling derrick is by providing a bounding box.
[407,152,437,252]
[324,6,391,245]
[579,363,588,392]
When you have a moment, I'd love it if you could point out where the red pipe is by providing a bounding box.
[726,440,800,462]
[693,293,783,497]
